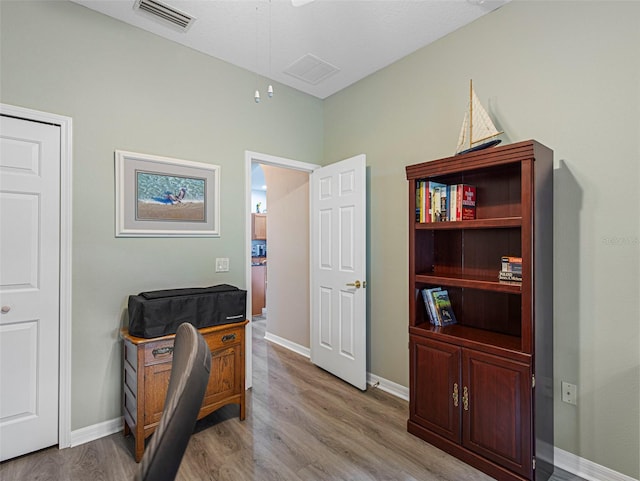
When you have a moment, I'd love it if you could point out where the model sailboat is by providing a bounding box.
[455,80,503,155]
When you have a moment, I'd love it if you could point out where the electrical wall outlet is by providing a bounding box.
[215,258,229,272]
[561,381,577,405]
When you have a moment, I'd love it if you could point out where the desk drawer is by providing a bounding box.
[142,324,243,366]
[143,339,175,366]
[205,326,243,351]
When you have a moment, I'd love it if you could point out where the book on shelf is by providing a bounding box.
[439,185,448,222]
[421,287,442,326]
[432,290,458,326]
[430,181,447,222]
[416,181,422,222]
[414,182,476,222]
[450,184,475,221]
[460,184,476,220]
[501,256,522,274]
[449,184,457,221]
[415,180,433,223]
[498,271,523,282]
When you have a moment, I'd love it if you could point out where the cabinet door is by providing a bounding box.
[143,362,172,426]
[410,336,461,443]
[462,349,532,478]
[203,344,241,406]
[251,265,266,316]
[252,214,267,240]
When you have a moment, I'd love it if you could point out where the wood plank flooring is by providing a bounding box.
[1,319,584,481]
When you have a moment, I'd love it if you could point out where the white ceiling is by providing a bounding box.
[71,0,509,99]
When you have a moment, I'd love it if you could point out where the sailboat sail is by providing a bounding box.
[455,82,503,155]
[456,112,469,153]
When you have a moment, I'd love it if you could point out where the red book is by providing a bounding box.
[461,185,476,220]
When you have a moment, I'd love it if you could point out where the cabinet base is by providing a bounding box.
[121,321,247,462]
[125,399,244,462]
[408,420,538,481]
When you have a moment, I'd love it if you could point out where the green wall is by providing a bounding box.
[2,0,639,478]
[323,1,639,478]
[0,0,323,431]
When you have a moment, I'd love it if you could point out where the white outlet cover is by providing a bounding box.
[561,381,577,405]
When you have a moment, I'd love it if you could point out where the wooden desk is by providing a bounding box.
[121,320,248,462]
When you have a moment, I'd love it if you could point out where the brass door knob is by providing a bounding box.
[346,280,361,288]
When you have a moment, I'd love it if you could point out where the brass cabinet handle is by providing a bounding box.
[463,386,469,411]
[452,383,459,407]
[346,280,361,288]
[222,333,237,343]
[152,346,173,358]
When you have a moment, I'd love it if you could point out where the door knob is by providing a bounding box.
[346,280,361,288]
[1,306,10,313]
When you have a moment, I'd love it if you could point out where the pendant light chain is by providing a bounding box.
[254,3,260,103]
[254,0,274,103]
[267,0,274,98]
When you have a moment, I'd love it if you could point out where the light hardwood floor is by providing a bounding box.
[1,319,584,481]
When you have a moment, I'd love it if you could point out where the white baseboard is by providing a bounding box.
[70,417,122,447]
[554,447,638,481]
[264,331,311,358]
[367,372,410,401]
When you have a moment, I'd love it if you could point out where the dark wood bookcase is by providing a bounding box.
[405,140,554,481]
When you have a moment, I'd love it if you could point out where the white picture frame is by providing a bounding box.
[115,150,220,237]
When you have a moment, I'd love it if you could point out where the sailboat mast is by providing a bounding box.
[469,79,473,149]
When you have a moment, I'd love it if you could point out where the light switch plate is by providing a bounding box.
[215,258,229,272]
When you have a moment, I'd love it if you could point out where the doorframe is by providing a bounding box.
[244,151,319,388]
[0,103,73,449]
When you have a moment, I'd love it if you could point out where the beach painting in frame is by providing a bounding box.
[136,172,205,222]
[115,150,220,237]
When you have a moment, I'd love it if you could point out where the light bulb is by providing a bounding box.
[267,85,274,98]
[254,90,261,103]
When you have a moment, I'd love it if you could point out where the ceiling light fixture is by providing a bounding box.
[254,1,274,103]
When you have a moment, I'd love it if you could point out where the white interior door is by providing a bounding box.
[310,154,367,390]
[0,115,61,461]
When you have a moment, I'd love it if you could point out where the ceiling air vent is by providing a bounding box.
[134,0,195,31]
[284,54,340,85]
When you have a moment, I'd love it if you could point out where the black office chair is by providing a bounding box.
[135,323,211,481]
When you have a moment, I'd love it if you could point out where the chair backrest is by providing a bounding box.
[135,322,211,481]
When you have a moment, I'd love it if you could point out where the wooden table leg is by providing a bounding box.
[239,396,246,421]
[135,424,145,462]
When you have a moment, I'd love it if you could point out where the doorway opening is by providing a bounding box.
[244,151,319,389]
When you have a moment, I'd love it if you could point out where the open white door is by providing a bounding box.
[310,154,366,390]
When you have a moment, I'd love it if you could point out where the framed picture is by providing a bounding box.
[115,150,220,237]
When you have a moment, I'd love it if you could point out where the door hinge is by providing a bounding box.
[532,375,536,388]
[532,457,536,470]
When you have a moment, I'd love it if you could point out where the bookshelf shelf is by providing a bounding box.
[415,272,522,294]
[409,323,523,354]
[415,216,522,230]
[406,140,554,481]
